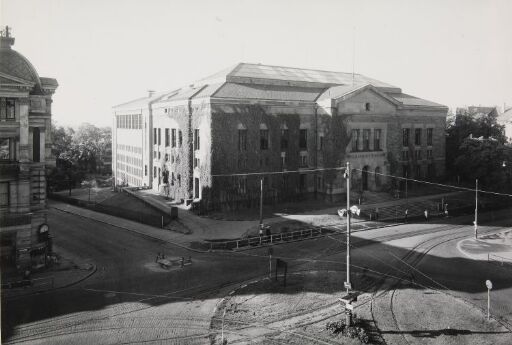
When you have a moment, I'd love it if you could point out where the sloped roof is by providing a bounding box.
[213,82,325,102]
[113,91,170,110]
[390,93,446,108]
[499,108,512,122]
[227,63,399,91]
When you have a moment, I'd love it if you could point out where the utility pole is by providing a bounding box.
[345,162,352,327]
[346,161,351,295]
[475,179,478,239]
[259,178,263,227]
[405,170,408,208]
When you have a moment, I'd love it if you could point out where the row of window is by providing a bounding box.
[403,128,434,147]
[352,129,382,152]
[116,162,142,177]
[1,129,41,162]
[116,144,142,154]
[153,128,185,148]
[403,163,436,179]
[116,114,142,129]
[117,154,142,166]
[401,149,434,161]
[238,128,317,152]
[118,173,142,187]
[0,98,16,120]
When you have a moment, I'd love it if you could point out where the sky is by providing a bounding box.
[1,0,511,128]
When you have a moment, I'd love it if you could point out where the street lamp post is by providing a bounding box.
[259,178,263,228]
[345,162,351,327]
[475,179,478,239]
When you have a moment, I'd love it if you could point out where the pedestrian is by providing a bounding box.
[405,209,408,223]
[444,204,449,217]
[259,224,263,237]
[375,208,379,221]
[424,209,429,222]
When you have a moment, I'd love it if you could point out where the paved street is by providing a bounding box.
[2,206,512,344]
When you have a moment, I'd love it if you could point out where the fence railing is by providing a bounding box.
[206,226,335,251]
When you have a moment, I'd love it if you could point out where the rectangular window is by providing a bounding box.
[352,129,360,151]
[194,129,200,150]
[0,98,16,120]
[157,128,161,146]
[238,129,247,151]
[165,128,170,147]
[33,128,40,162]
[0,138,13,160]
[402,165,409,178]
[415,128,422,146]
[374,129,381,150]
[194,178,200,199]
[300,154,308,167]
[427,149,433,159]
[153,128,157,145]
[427,163,435,178]
[260,129,269,150]
[401,150,409,161]
[402,128,410,147]
[415,165,421,178]
[318,135,324,151]
[299,129,308,150]
[415,150,422,160]
[153,167,157,178]
[427,128,433,146]
[281,129,289,150]
[171,129,176,147]
[194,157,200,168]
[144,165,147,176]
[300,174,307,191]
[0,182,9,207]
[363,129,370,151]
[178,130,183,147]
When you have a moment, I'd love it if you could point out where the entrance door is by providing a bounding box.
[362,166,369,191]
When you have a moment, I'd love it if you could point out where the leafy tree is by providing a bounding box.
[446,108,507,182]
[453,137,512,190]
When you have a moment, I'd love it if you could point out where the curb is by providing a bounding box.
[50,205,209,254]
[2,264,97,300]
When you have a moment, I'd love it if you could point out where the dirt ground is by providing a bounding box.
[209,269,511,345]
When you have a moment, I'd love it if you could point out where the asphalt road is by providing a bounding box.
[2,206,511,344]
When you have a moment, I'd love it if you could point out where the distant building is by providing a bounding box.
[455,106,500,124]
[112,63,447,211]
[498,107,512,142]
[0,26,58,271]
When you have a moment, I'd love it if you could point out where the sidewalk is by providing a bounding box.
[1,247,96,299]
[134,189,465,237]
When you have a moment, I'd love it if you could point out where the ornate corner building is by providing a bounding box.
[0,27,58,272]
[112,63,446,211]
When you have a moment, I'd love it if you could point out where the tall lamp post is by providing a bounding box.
[474,179,478,239]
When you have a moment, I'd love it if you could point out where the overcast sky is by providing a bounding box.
[1,0,511,128]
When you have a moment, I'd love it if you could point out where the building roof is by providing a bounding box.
[120,62,445,110]
[389,93,446,108]
[213,82,325,102]
[498,107,512,122]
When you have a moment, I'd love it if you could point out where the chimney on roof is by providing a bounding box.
[148,90,155,98]
[0,25,15,49]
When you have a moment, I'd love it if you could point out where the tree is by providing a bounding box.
[453,137,512,190]
[446,108,507,182]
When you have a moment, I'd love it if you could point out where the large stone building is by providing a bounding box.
[112,63,447,211]
[0,27,58,271]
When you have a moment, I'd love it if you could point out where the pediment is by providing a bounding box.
[0,72,35,88]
